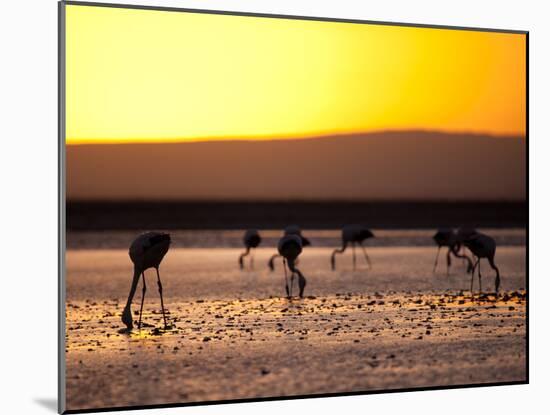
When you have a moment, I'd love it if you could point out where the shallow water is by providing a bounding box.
[67,228,526,249]
[66,246,526,302]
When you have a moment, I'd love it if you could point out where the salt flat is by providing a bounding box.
[65,244,526,411]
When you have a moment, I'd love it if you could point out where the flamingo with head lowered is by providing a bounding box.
[331,224,374,271]
[122,232,171,331]
[268,225,311,271]
[239,229,262,270]
[278,234,307,298]
[462,231,501,294]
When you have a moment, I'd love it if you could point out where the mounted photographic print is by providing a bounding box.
[59,1,528,413]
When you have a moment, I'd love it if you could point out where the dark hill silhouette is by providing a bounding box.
[67,130,526,201]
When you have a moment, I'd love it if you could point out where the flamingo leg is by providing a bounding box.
[297,272,307,298]
[467,253,474,273]
[433,246,441,273]
[446,248,452,276]
[470,258,480,294]
[352,243,357,270]
[138,272,146,331]
[250,250,254,270]
[290,272,295,297]
[478,259,482,293]
[156,267,168,329]
[283,259,290,298]
[360,243,372,269]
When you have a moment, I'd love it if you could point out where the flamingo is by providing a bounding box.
[268,225,311,271]
[121,232,171,331]
[432,228,473,275]
[331,224,374,271]
[278,234,307,298]
[462,232,501,294]
[239,229,262,270]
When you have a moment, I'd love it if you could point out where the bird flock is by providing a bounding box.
[122,226,501,331]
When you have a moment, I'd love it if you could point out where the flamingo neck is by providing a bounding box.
[331,243,347,257]
[124,267,141,310]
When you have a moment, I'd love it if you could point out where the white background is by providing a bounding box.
[0,0,544,414]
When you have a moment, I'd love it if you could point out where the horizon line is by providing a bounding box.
[66,128,526,145]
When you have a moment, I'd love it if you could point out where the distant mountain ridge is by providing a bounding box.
[67,130,526,201]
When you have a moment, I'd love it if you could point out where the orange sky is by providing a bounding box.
[65,4,526,144]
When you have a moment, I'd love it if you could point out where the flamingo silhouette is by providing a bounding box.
[268,225,311,271]
[432,228,473,275]
[121,232,171,331]
[331,224,374,271]
[278,234,307,298]
[239,229,262,270]
[462,232,501,294]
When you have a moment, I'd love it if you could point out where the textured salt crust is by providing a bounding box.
[65,245,526,410]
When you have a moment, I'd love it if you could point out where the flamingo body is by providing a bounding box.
[433,228,456,248]
[331,224,374,270]
[268,225,310,271]
[129,232,171,271]
[243,229,261,248]
[278,234,303,260]
[342,225,374,244]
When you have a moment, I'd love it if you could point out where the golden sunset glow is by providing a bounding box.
[65,4,526,144]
